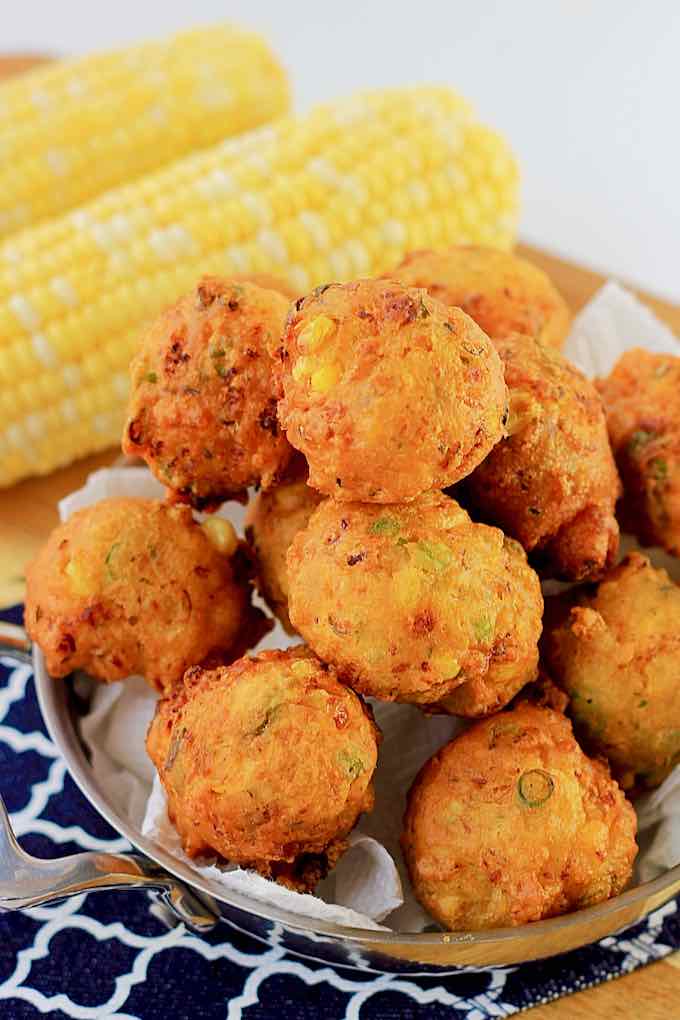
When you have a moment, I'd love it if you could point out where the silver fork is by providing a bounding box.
[0,621,32,664]
[0,791,217,931]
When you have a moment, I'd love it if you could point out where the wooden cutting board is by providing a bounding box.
[0,54,51,78]
[1,53,680,1020]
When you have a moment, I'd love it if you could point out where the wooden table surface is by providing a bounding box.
[2,54,680,1020]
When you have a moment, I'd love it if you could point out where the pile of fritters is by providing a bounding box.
[26,245,680,929]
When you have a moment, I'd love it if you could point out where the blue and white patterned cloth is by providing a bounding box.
[2,603,680,1020]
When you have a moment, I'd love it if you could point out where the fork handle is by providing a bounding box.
[0,620,32,664]
[0,843,217,932]
[0,747,217,933]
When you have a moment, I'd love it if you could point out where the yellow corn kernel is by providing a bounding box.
[201,517,238,557]
[430,653,461,680]
[0,86,518,487]
[297,315,336,352]
[64,558,91,595]
[310,361,342,393]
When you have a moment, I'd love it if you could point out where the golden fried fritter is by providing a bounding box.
[401,703,637,930]
[123,277,292,509]
[461,333,620,581]
[246,476,322,633]
[387,246,571,350]
[287,493,542,715]
[597,349,680,556]
[25,499,266,693]
[544,552,680,792]
[146,647,379,890]
[276,279,508,502]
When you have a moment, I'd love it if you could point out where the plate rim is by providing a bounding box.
[31,644,680,954]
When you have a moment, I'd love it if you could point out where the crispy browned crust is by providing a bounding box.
[544,551,680,793]
[146,648,380,889]
[597,348,680,556]
[387,246,571,350]
[276,278,507,502]
[461,333,620,581]
[287,492,542,714]
[123,276,293,509]
[24,498,262,693]
[245,473,322,634]
[401,703,637,930]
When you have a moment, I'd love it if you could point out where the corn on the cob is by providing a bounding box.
[0,25,289,239]
[0,86,519,487]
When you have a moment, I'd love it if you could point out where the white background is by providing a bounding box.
[4,1,680,301]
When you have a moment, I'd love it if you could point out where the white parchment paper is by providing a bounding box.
[62,281,679,930]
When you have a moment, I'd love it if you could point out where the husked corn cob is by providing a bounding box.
[0,25,289,239]
[0,86,519,487]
